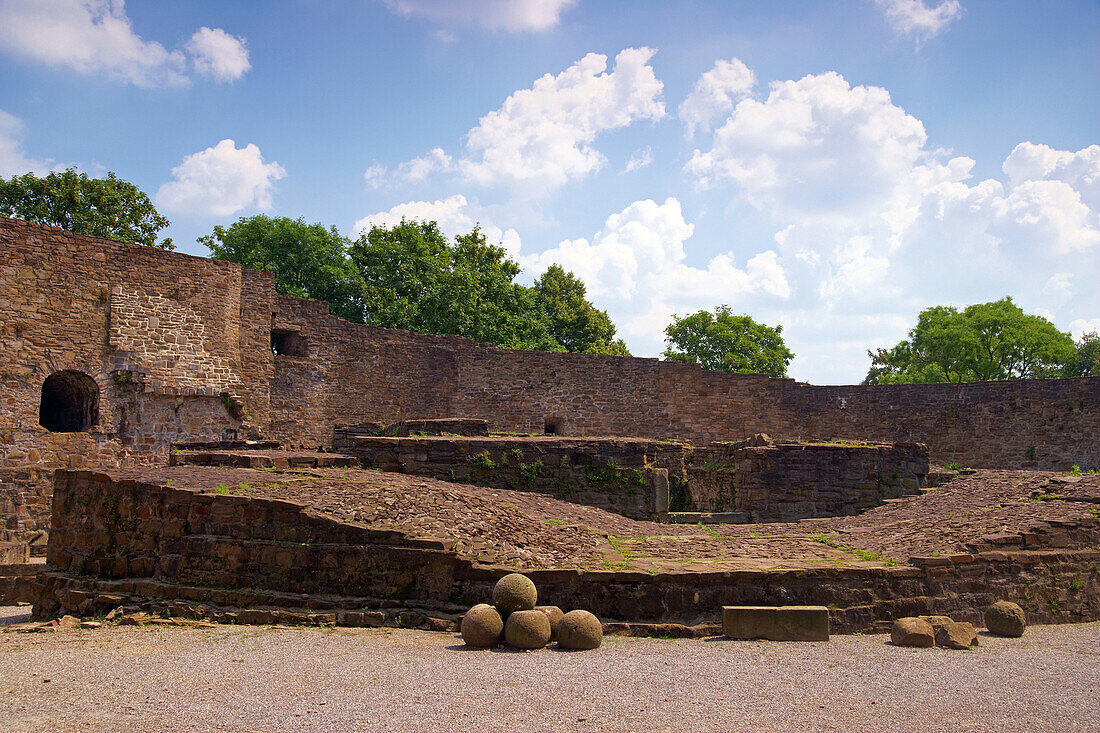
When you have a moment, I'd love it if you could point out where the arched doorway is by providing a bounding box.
[39,371,99,432]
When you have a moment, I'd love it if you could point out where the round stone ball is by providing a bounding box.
[535,605,565,640]
[461,605,504,648]
[985,600,1026,637]
[492,573,537,615]
[556,610,603,650]
[504,609,551,649]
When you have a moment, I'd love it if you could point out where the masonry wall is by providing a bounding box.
[684,442,929,519]
[0,218,281,546]
[38,471,1100,632]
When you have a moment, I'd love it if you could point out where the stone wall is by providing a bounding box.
[37,470,1100,632]
[268,291,1099,470]
[335,435,669,519]
[683,440,929,520]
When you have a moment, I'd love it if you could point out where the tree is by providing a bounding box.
[863,297,1077,384]
[1064,332,1100,378]
[662,306,794,378]
[198,215,363,323]
[349,220,558,350]
[531,265,630,355]
[0,168,172,248]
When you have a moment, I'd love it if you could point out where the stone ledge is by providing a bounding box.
[722,605,830,641]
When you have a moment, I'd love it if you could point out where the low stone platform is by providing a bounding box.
[28,467,1100,633]
[170,450,359,469]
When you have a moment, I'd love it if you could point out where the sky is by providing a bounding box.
[1,0,1097,384]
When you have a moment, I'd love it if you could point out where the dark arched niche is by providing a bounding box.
[39,370,99,433]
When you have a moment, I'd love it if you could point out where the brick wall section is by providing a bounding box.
[37,470,1100,632]
[684,442,929,520]
[335,435,668,519]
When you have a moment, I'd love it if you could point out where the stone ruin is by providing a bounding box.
[1,216,1099,638]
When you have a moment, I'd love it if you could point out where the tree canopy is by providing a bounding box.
[198,215,363,323]
[863,298,1078,384]
[531,265,629,356]
[1063,332,1099,378]
[201,215,630,354]
[0,168,172,249]
[662,306,794,378]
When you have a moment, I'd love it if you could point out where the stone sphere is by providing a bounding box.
[985,601,1026,637]
[492,573,537,615]
[556,609,603,650]
[460,605,504,648]
[504,609,551,649]
[535,605,564,640]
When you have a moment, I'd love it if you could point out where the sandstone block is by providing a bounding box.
[921,616,978,649]
[722,606,830,641]
[985,601,1026,637]
[890,617,934,647]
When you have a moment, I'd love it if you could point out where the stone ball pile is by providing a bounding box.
[459,572,603,651]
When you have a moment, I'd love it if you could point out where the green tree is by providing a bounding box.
[198,215,363,323]
[531,265,630,355]
[349,220,558,350]
[1064,332,1100,378]
[863,297,1077,384]
[0,168,172,248]
[662,306,794,378]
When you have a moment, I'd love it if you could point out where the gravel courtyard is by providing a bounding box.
[2,606,1097,733]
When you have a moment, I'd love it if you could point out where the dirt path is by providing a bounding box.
[2,608,1098,733]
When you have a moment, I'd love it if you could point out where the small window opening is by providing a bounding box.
[544,416,564,435]
[271,329,308,357]
[39,370,99,432]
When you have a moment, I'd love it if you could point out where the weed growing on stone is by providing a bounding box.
[469,451,496,471]
[213,484,230,495]
[944,462,961,471]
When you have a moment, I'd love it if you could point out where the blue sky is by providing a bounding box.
[1,0,1097,384]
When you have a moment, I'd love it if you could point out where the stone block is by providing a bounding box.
[721,605,830,641]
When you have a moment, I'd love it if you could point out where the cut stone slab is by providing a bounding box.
[722,606,829,642]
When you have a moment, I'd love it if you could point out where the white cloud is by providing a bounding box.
[381,0,576,31]
[683,61,1098,383]
[186,26,250,82]
[156,140,285,217]
[397,147,453,182]
[363,162,388,189]
[522,197,789,354]
[678,58,755,138]
[0,109,52,177]
[353,194,522,259]
[875,0,962,40]
[0,0,249,87]
[458,47,666,194]
[1069,318,1100,339]
[621,146,653,174]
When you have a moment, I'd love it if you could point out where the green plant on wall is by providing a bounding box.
[518,460,543,487]
[469,450,496,471]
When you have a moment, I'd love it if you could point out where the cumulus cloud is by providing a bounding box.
[875,0,962,40]
[352,194,522,258]
[186,26,250,82]
[457,47,666,194]
[683,61,1098,383]
[0,109,53,177]
[1069,318,1100,339]
[621,147,653,174]
[678,58,755,138]
[156,140,285,217]
[0,0,249,87]
[380,0,576,31]
[522,197,789,354]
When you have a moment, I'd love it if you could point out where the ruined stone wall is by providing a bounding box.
[39,470,1100,631]
[273,293,1099,469]
[684,442,929,519]
[0,218,280,545]
[336,435,669,519]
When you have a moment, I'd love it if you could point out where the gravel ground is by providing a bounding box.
[2,606,1097,733]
